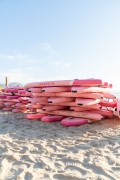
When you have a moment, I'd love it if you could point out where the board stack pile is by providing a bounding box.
[24,79,118,126]
[0,86,31,113]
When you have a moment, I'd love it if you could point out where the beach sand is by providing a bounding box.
[0,110,120,180]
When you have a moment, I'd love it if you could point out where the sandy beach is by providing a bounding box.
[0,111,120,180]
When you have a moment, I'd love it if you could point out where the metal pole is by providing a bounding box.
[5,77,8,86]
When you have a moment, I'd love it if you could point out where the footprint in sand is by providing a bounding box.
[24,172,33,180]
[56,158,79,167]
[54,158,86,176]
[20,155,35,163]
[53,174,82,180]
[83,163,116,180]
[65,161,82,167]
[64,165,87,176]
[33,161,45,169]
[13,161,30,168]
[5,154,19,162]
[9,168,24,178]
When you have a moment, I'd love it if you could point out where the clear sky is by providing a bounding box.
[0,0,120,89]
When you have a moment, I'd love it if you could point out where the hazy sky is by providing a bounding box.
[0,0,120,89]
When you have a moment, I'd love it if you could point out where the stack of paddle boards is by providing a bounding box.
[24,79,117,126]
[0,86,31,113]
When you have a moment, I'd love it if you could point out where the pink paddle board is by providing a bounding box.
[26,113,47,120]
[18,92,32,97]
[42,105,67,111]
[75,98,101,106]
[61,117,89,126]
[28,88,42,93]
[32,92,103,99]
[72,86,110,93]
[47,101,76,107]
[61,117,102,126]
[30,101,47,105]
[37,109,103,120]
[6,96,19,100]
[0,99,19,103]
[70,104,101,111]
[24,79,108,89]
[42,115,65,122]
[2,93,13,96]
[48,97,75,104]
[29,97,48,104]
[90,109,113,117]
[30,101,95,107]
[41,87,71,92]
[0,95,6,99]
